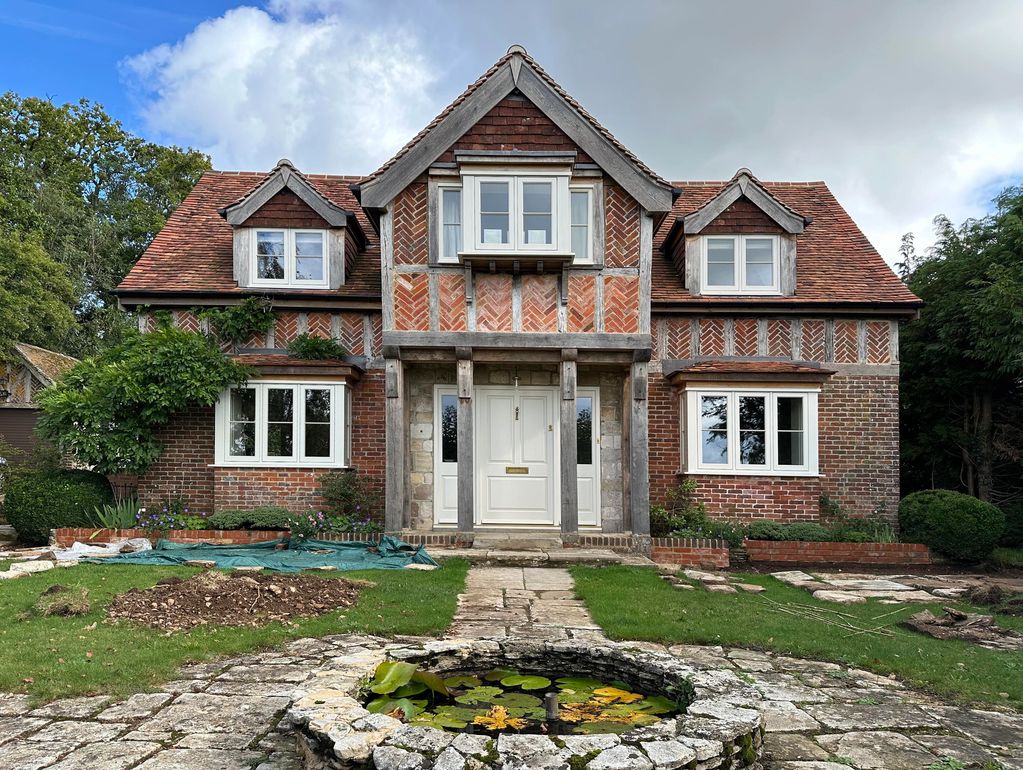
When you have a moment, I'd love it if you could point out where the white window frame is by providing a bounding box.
[250,229,329,289]
[438,185,463,264]
[214,380,350,468]
[460,169,573,256]
[700,235,780,295]
[683,386,818,476]
[569,184,595,265]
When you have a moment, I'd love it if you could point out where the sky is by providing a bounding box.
[4,0,1023,265]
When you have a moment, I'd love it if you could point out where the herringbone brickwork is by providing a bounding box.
[307,312,331,339]
[393,272,430,331]
[604,184,640,268]
[866,321,890,364]
[475,274,513,331]
[393,183,428,265]
[664,317,692,359]
[801,319,826,362]
[520,275,559,332]
[733,318,758,356]
[767,319,792,357]
[438,273,468,331]
[699,318,726,356]
[834,319,858,363]
[275,312,300,346]
[339,312,364,355]
[603,275,640,333]
[567,274,596,332]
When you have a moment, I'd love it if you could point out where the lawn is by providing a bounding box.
[572,565,1023,710]
[0,558,468,702]
[992,547,1023,569]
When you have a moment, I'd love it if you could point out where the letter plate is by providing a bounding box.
[505,466,529,475]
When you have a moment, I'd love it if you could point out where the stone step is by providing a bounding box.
[434,546,654,567]
[470,531,564,551]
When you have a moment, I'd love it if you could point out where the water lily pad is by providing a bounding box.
[366,697,418,720]
[444,675,482,689]
[573,720,632,735]
[434,705,482,721]
[555,677,604,690]
[558,690,592,704]
[412,713,468,729]
[370,661,417,694]
[632,696,677,714]
[491,692,542,708]
[455,686,503,705]
[411,669,450,696]
[501,674,552,690]
[483,668,518,682]
[593,686,643,704]
[391,681,428,698]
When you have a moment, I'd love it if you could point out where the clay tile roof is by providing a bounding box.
[13,343,78,384]
[677,360,834,375]
[118,171,379,301]
[363,48,670,189]
[653,180,921,309]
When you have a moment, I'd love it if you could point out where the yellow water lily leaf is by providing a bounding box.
[473,705,528,731]
[592,687,643,704]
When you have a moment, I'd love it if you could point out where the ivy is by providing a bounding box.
[36,327,251,475]
[201,296,275,344]
[287,332,349,360]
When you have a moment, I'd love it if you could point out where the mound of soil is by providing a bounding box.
[34,584,91,617]
[106,570,367,632]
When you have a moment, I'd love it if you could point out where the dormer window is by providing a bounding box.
[701,235,780,295]
[252,229,328,288]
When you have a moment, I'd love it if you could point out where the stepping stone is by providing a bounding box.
[735,583,766,593]
[812,590,866,604]
[772,571,818,585]
[706,584,738,594]
[684,569,727,583]
[816,730,937,769]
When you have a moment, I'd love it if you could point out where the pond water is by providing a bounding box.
[362,662,683,736]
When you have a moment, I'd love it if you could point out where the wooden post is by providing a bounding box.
[629,358,651,535]
[560,349,579,539]
[456,348,475,532]
[384,355,405,533]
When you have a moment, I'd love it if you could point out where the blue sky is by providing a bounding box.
[3,0,1023,264]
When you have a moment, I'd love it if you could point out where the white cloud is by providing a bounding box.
[123,4,436,173]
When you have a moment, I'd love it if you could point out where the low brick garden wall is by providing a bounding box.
[650,537,730,568]
[743,539,931,566]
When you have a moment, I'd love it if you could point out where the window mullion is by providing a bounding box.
[767,393,777,471]
[256,385,267,463]
[728,393,738,471]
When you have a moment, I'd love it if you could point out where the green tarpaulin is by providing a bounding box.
[85,535,437,573]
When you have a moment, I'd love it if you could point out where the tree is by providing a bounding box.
[36,327,251,475]
[0,93,210,358]
[0,229,75,353]
[900,186,1023,504]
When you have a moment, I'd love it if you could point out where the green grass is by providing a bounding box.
[0,559,468,702]
[991,547,1023,568]
[571,565,1023,710]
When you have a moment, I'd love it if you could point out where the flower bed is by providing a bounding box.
[743,539,931,566]
[51,527,377,548]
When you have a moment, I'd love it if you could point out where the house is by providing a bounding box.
[0,343,78,462]
[115,46,921,540]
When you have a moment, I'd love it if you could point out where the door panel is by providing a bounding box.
[477,387,557,525]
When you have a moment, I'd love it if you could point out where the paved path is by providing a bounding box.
[445,566,605,640]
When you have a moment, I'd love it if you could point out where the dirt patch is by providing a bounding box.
[965,584,1023,616]
[106,570,370,632]
[33,584,91,617]
[902,606,1023,651]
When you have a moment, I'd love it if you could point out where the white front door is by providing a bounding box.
[476,386,558,525]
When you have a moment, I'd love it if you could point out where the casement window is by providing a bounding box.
[215,381,350,467]
[701,235,780,295]
[682,388,818,475]
[251,229,329,288]
[438,186,463,263]
[570,186,594,264]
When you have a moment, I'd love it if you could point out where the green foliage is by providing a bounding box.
[899,188,1023,504]
[287,333,349,360]
[136,497,210,532]
[200,297,275,345]
[0,92,210,357]
[0,229,75,356]
[3,470,113,545]
[287,510,330,540]
[319,470,382,526]
[207,506,292,531]
[999,502,1023,547]
[90,498,140,529]
[899,490,1005,562]
[36,327,251,475]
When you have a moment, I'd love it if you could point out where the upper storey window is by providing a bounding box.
[701,235,780,295]
[252,229,328,288]
[437,171,596,266]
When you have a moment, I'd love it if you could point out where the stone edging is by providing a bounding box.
[285,638,765,770]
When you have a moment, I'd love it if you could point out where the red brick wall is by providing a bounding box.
[651,538,730,568]
[137,406,216,513]
[443,96,592,160]
[744,540,930,566]
[245,189,330,229]
[685,476,824,521]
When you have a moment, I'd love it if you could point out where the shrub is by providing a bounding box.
[651,479,708,537]
[745,521,785,541]
[899,490,1005,562]
[200,296,274,344]
[287,333,348,360]
[4,470,113,545]
[999,502,1023,547]
[319,470,381,523]
[780,522,832,541]
[208,506,292,530]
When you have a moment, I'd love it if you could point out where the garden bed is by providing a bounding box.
[743,539,931,566]
[52,527,377,548]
